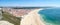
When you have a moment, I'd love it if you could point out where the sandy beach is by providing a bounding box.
[20,9,45,25]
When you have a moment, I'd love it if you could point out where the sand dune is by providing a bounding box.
[0,21,14,25]
[20,9,45,25]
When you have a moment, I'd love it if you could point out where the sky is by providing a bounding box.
[0,0,60,7]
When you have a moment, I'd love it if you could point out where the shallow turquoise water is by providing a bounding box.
[38,8,60,25]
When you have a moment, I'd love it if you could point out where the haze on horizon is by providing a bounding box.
[0,0,60,7]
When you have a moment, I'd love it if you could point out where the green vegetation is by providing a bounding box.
[2,12,21,25]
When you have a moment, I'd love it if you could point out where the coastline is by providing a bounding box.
[20,8,45,25]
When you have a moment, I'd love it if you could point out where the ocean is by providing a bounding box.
[38,8,60,25]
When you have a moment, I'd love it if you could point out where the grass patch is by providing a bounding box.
[2,12,21,25]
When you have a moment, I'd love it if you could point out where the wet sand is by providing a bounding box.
[20,9,45,25]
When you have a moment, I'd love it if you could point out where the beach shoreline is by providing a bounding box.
[20,8,45,25]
